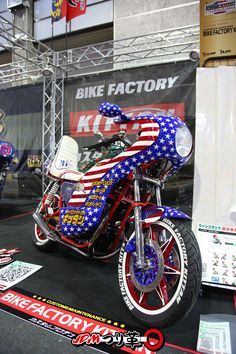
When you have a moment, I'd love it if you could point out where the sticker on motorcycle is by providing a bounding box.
[62,210,85,225]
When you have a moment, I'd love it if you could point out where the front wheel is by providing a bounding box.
[118,218,202,328]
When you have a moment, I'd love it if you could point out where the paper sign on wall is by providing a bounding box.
[197,224,236,289]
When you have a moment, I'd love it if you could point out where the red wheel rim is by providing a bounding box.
[123,224,182,313]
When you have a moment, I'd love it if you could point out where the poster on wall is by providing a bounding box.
[0,83,43,197]
[197,223,236,290]
[200,0,236,66]
[64,61,197,164]
[0,83,43,172]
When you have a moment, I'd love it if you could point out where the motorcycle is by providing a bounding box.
[0,139,16,198]
[32,102,202,328]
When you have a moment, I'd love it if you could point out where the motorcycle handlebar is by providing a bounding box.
[83,134,131,151]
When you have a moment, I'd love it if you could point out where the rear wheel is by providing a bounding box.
[118,218,202,328]
[32,195,59,251]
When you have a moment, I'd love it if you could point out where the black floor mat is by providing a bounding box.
[0,199,235,353]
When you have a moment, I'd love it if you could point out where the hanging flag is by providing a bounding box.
[66,0,87,22]
[51,0,67,22]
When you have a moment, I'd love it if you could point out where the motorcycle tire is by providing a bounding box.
[118,218,202,328]
[31,195,59,251]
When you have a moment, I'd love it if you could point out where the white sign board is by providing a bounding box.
[197,319,232,354]
[197,223,236,289]
[0,261,42,291]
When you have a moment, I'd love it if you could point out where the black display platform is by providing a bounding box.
[0,198,235,354]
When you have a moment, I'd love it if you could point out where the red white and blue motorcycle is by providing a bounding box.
[32,102,201,327]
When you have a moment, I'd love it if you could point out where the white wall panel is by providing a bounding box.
[192,67,236,233]
[215,67,236,221]
[34,0,113,41]
[114,0,199,40]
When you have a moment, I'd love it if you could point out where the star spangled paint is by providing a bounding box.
[60,103,190,237]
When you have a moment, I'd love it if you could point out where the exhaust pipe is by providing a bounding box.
[33,212,90,257]
[33,212,57,241]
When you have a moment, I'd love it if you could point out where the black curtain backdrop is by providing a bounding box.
[0,83,43,198]
[0,60,197,203]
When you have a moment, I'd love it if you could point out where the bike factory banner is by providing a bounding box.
[0,61,196,199]
[64,60,197,165]
[0,288,165,353]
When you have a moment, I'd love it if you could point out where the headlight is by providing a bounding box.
[175,125,192,157]
[0,143,13,157]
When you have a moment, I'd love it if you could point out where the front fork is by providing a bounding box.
[133,169,165,268]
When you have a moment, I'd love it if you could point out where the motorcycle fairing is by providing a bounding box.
[61,116,160,236]
[61,112,190,237]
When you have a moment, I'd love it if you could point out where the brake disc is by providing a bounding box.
[130,240,164,292]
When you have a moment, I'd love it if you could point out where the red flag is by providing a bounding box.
[66,0,87,22]
[51,0,67,22]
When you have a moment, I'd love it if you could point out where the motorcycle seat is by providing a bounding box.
[48,136,83,182]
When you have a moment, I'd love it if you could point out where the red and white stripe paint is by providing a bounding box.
[68,120,160,206]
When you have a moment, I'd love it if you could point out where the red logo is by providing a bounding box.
[70,103,185,137]
[72,328,165,352]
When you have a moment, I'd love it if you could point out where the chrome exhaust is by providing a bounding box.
[33,212,90,257]
[33,212,56,240]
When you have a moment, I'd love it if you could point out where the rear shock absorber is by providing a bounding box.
[45,182,59,206]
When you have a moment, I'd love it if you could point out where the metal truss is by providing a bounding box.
[0,14,57,84]
[0,14,64,192]
[0,20,200,81]
[57,24,200,77]
[0,14,54,63]
[0,15,199,192]
[42,71,64,192]
[0,60,43,85]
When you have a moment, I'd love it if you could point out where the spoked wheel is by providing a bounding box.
[32,195,59,251]
[118,218,202,328]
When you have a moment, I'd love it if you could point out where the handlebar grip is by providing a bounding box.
[83,142,105,151]
[83,137,118,151]
[83,134,131,151]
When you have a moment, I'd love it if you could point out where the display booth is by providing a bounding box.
[0,11,235,354]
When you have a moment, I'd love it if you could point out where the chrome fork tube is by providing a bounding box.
[133,169,145,268]
[156,184,167,242]
[156,185,162,205]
